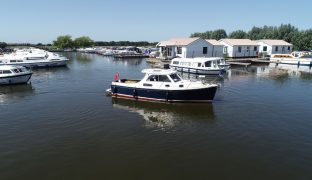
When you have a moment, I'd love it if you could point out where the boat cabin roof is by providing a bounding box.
[172,57,224,63]
[0,65,25,70]
[141,69,177,75]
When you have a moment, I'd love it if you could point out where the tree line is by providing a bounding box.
[190,24,312,51]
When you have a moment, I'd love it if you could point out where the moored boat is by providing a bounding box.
[0,65,32,85]
[108,69,218,103]
[0,48,69,68]
[270,52,312,66]
[170,57,230,75]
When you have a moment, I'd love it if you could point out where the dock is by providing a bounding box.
[227,62,251,67]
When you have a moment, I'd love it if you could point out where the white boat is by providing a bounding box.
[170,57,229,75]
[0,48,69,68]
[0,65,32,85]
[270,51,312,66]
[108,69,218,103]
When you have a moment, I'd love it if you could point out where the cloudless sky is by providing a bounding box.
[0,0,311,43]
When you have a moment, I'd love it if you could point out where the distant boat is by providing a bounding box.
[107,69,218,103]
[270,51,312,66]
[0,48,69,68]
[0,65,32,85]
[170,57,230,75]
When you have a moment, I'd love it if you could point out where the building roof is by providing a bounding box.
[157,37,200,46]
[205,39,223,46]
[257,39,292,46]
[219,39,259,46]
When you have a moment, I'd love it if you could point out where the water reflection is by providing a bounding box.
[0,84,34,103]
[111,98,216,130]
[112,58,144,66]
[75,53,93,64]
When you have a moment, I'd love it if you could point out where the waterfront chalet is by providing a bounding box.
[205,39,224,57]
[257,39,293,55]
[156,37,223,59]
[219,39,259,58]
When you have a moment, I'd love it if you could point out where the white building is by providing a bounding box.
[156,37,223,59]
[219,39,260,58]
[205,39,224,57]
[257,39,293,55]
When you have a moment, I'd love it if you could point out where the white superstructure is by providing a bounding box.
[0,48,69,67]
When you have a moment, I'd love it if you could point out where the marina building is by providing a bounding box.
[156,37,223,59]
[219,39,259,58]
[256,39,293,55]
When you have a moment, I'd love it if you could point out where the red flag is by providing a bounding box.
[114,72,120,81]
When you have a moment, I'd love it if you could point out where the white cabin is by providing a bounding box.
[156,37,223,59]
[219,39,259,58]
[257,39,293,55]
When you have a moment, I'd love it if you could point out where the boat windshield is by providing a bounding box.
[169,73,181,82]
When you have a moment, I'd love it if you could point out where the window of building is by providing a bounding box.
[254,46,257,51]
[282,46,285,52]
[288,46,291,50]
[275,46,278,52]
[177,47,182,54]
[263,46,267,51]
[203,47,207,54]
[238,46,242,53]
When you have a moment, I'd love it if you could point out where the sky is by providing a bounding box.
[0,0,311,43]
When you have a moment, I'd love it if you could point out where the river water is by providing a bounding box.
[1,53,312,180]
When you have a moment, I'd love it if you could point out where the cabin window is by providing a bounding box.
[198,63,202,67]
[169,74,181,82]
[13,69,20,73]
[172,61,179,65]
[238,46,242,53]
[254,46,257,51]
[2,70,12,74]
[203,47,207,54]
[287,46,290,50]
[275,46,278,52]
[159,75,171,82]
[177,47,182,54]
[10,60,16,62]
[263,46,267,52]
[147,75,159,82]
[181,62,191,66]
[204,61,211,67]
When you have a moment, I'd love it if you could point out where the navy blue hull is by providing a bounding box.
[111,85,217,102]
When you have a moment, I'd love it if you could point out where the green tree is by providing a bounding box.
[53,35,74,49]
[228,30,247,39]
[211,29,227,40]
[0,42,7,48]
[74,36,94,48]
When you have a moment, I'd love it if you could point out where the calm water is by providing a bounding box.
[1,53,312,180]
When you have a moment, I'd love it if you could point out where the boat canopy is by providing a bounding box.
[141,69,177,75]
[172,57,223,63]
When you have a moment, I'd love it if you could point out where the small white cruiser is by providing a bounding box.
[0,65,32,85]
[0,48,69,68]
[170,57,230,75]
[270,51,312,66]
[108,69,218,103]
